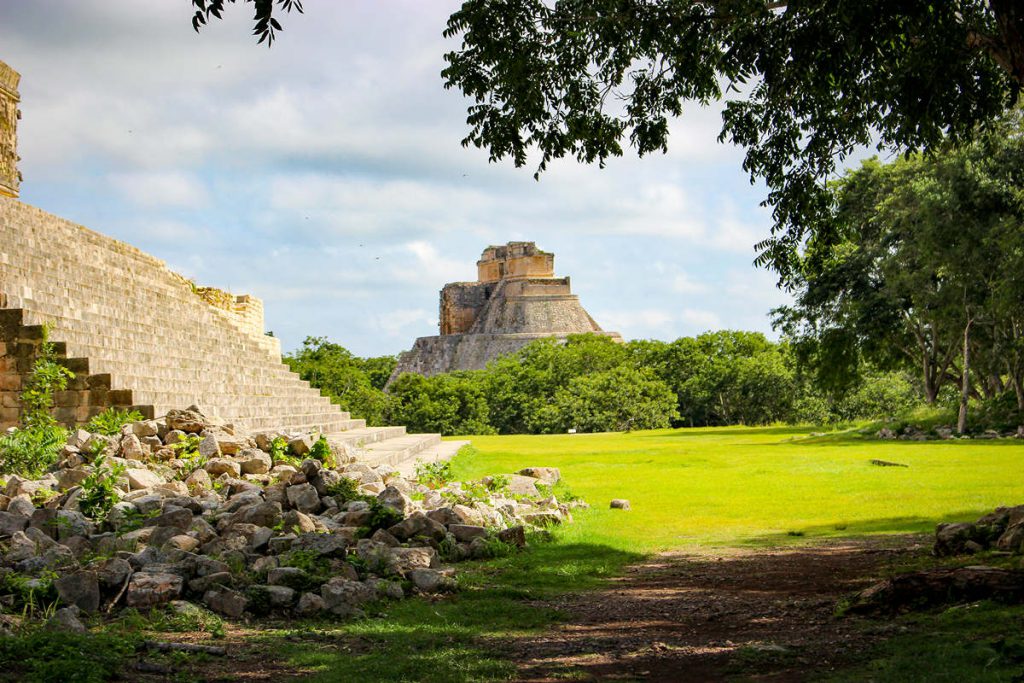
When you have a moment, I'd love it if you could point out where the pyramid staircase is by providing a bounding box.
[0,196,458,468]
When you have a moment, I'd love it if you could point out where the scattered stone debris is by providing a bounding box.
[845,504,1024,614]
[934,505,1024,556]
[610,499,631,510]
[847,566,1024,615]
[876,425,1024,441]
[0,406,581,622]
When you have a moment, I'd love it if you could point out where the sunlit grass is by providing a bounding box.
[450,426,1024,551]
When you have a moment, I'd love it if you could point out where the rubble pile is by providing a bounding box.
[0,407,579,625]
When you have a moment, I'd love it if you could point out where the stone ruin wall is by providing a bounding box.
[391,241,621,381]
[0,200,279,429]
[194,287,269,340]
[439,282,493,335]
[476,242,554,283]
[0,60,21,198]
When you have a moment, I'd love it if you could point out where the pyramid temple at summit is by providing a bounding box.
[391,242,621,381]
[0,59,452,468]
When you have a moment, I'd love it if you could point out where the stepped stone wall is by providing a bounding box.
[0,196,364,433]
[391,242,620,381]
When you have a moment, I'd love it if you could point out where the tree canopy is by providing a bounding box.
[440,1,1023,281]
[190,0,303,46]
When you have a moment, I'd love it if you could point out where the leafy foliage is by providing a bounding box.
[78,455,127,521]
[387,370,496,436]
[415,460,454,490]
[293,331,924,435]
[325,476,369,505]
[363,499,404,534]
[309,434,335,468]
[190,0,303,46]
[0,628,135,683]
[85,407,144,436]
[0,328,73,477]
[775,108,1024,430]
[441,1,1023,280]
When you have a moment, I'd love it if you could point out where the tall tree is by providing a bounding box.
[777,109,1024,428]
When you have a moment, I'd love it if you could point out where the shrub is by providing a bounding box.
[325,476,369,504]
[78,455,126,521]
[309,434,336,468]
[0,327,73,477]
[0,426,67,479]
[364,500,403,533]
[415,460,453,489]
[85,408,144,436]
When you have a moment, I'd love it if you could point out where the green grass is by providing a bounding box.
[451,426,1024,551]
[259,537,639,681]
[827,601,1024,682]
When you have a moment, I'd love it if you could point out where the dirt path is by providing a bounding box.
[505,535,930,682]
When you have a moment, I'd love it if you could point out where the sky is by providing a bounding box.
[0,1,792,357]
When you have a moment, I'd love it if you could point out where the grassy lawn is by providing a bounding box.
[454,426,1024,551]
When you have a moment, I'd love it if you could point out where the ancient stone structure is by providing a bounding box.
[0,60,21,198]
[391,242,621,380]
[0,59,444,466]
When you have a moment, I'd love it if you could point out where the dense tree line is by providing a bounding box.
[775,108,1024,433]
[285,332,918,436]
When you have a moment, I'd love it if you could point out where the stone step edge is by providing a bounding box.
[357,433,444,469]
[391,440,472,478]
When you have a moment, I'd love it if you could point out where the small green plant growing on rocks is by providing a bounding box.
[325,476,371,505]
[442,480,493,506]
[172,434,206,476]
[78,455,126,521]
[172,434,202,457]
[269,436,302,467]
[30,487,58,506]
[309,434,336,468]
[85,407,144,436]
[415,460,453,489]
[485,474,511,493]
[0,326,73,477]
[82,437,108,461]
[356,500,404,537]
[472,536,517,560]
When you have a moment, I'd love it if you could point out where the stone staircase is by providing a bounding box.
[0,196,451,467]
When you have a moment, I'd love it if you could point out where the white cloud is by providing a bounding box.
[373,308,435,337]
[680,308,722,331]
[670,271,707,294]
[597,309,675,337]
[110,171,209,208]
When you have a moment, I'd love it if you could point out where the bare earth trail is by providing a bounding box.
[503,536,930,682]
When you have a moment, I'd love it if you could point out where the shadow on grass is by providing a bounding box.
[644,425,816,439]
[736,508,998,547]
[252,541,644,682]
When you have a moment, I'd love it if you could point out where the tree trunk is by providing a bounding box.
[958,319,973,435]
[990,0,1024,87]
[923,357,938,404]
